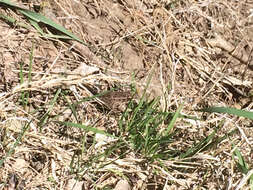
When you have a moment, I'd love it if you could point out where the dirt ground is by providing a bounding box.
[0,0,253,189]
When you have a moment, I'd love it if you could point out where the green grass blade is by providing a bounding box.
[232,144,249,174]
[143,114,160,155]
[59,121,116,138]
[20,9,85,44]
[29,18,72,40]
[164,103,184,135]
[19,61,24,84]
[20,42,34,108]
[19,62,24,95]
[39,89,61,128]
[197,107,253,120]
[180,128,217,159]
[29,19,44,35]
[0,121,30,167]
[0,0,25,10]
[19,61,28,107]
[250,174,253,190]
[0,12,29,28]
[28,42,33,83]
[62,93,79,123]
[201,127,238,151]
[0,0,85,44]
[129,71,154,125]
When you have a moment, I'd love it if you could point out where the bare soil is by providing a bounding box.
[0,0,253,189]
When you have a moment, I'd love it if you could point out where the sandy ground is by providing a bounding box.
[0,0,253,189]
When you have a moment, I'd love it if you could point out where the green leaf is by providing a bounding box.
[197,107,253,120]
[180,128,217,158]
[165,103,184,135]
[0,121,30,167]
[0,0,85,44]
[59,121,116,138]
[38,89,61,129]
[233,145,249,174]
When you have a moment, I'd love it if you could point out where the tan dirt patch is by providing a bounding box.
[0,0,253,189]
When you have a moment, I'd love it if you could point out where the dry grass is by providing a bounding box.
[0,0,253,189]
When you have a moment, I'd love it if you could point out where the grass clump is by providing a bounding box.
[1,0,253,189]
[118,95,181,161]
